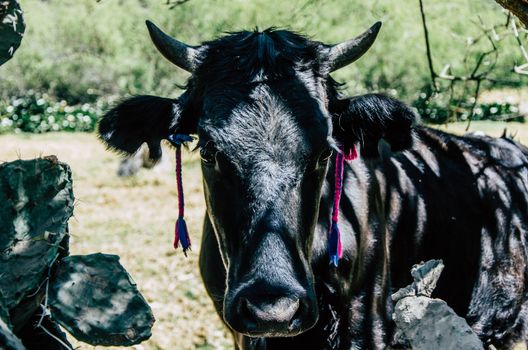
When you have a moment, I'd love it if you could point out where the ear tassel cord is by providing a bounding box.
[329,145,357,267]
[168,133,357,264]
[168,134,194,256]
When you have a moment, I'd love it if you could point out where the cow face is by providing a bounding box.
[98,22,416,338]
[198,86,329,337]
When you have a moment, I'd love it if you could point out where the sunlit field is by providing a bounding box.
[0,120,527,349]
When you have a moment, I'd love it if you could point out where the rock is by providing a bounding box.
[392,260,483,350]
[393,296,483,350]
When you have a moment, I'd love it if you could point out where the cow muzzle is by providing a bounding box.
[224,281,318,337]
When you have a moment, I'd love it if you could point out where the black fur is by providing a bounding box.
[98,95,181,160]
[194,28,322,86]
[98,27,528,349]
[331,94,417,158]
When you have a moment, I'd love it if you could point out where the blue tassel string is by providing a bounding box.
[175,216,191,256]
[329,221,340,267]
[168,134,194,146]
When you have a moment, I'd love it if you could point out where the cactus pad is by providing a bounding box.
[0,0,25,66]
[0,294,24,350]
[48,253,155,346]
[0,317,25,350]
[0,157,73,310]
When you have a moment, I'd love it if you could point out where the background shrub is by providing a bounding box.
[0,0,526,130]
[0,91,109,133]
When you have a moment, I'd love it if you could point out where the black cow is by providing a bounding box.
[98,21,528,349]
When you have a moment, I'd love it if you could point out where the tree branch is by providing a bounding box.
[495,0,528,27]
[418,0,439,92]
[511,18,528,74]
[166,0,191,9]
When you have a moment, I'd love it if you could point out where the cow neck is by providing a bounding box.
[168,133,194,256]
[328,145,358,267]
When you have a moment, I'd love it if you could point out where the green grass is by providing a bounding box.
[0,120,527,349]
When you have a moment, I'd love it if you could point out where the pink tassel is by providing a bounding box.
[329,144,357,266]
[344,145,358,161]
[168,134,193,256]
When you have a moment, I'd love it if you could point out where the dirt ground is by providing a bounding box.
[0,121,527,350]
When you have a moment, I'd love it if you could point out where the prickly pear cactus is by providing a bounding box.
[0,293,25,350]
[0,295,9,328]
[0,0,25,66]
[0,157,73,310]
[0,157,153,347]
[48,253,155,346]
[0,317,25,350]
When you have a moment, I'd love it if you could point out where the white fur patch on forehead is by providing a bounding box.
[201,85,307,208]
[204,85,306,166]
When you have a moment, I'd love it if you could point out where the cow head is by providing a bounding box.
[98,21,416,338]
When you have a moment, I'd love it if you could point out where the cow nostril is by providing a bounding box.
[244,297,300,324]
[288,300,305,330]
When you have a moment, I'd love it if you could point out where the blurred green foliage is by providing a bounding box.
[0,91,107,133]
[413,88,523,124]
[0,0,526,129]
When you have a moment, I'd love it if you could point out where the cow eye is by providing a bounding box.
[319,148,333,163]
[200,143,217,164]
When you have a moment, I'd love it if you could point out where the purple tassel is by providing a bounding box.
[328,222,341,267]
[175,216,191,256]
[168,134,193,256]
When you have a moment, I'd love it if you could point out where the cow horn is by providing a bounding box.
[145,20,199,72]
[328,22,382,72]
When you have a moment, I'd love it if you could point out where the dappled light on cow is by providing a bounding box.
[94,18,528,350]
[97,18,420,347]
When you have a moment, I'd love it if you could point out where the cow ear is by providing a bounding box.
[331,94,417,158]
[98,95,191,161]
